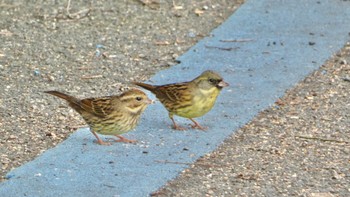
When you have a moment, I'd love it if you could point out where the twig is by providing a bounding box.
[155,160,228,168]
[295,135,350,144]
[154,41,170,46]
[135,0,160,9]
[172,0,183,10]
[220,38,254,42]
[78,66,92,70]
[81,75,103,79]
[205,45,239,51]
[0,3,18,8]
[66,0,91,20]
[0,29,13,36]
[155,160,191,165]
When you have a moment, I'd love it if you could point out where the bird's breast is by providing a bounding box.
[175,87,220,118]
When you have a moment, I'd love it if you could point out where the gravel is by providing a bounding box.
[0,0,243,181]
[1,1,349,196]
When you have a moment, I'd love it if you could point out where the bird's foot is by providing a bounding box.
[189,118,207,130]
[191,124,207,130]
[95,139,112,146]
[172,124,187,131]
[91,131,111,145]
[115,135,137,144]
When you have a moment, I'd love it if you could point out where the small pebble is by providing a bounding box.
[5,174,15,179]
[33,69,40,76]
[96,44,104,49]
[187,31,196,38]
[340,59,347,65]
[95,50,101,57]
[34,173,42,177]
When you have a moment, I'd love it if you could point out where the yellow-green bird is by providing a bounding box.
[133,70,229,130]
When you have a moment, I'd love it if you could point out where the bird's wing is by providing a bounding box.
[156,83,193,103]
[79,97,115,118]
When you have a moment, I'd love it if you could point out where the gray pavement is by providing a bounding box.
[1,0,350,196]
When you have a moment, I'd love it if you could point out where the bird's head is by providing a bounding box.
[194,70,229,91]
[120,89,153,114]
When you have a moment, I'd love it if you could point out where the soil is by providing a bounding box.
[1,1,349,196]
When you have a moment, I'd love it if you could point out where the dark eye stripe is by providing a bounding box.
[209,78,219,83]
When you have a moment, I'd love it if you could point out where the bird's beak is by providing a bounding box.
[218,80,229,88]
[146,98,155,104]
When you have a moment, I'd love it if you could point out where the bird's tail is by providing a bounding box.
[44,90,82,107]
[132,82,157,92]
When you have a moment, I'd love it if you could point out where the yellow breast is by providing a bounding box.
[175,87,220,118]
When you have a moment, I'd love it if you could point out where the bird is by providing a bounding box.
[133,70,229,130]
[45,89,152,145]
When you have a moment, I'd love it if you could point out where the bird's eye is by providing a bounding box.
[136,97,142,101]
[209,78,216,83]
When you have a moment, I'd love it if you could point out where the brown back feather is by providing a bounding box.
[133,81,192,104]
[79,97,114,117]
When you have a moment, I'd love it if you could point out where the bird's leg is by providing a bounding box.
[90,130,111,145]
[169,114,186,130]
[115,135,137,144]
[189,118,207,130]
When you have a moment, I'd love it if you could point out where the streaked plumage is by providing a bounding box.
[133,70,229,130]
[45,89,152,145]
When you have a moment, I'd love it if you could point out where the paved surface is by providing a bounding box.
[1,0,350,196]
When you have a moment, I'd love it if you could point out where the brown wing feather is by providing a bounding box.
[156,83,191,102]
[79,97,116,118]
[134,81,193,102]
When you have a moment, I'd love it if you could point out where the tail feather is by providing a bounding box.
[45,90,84,107]
[45,91,100,117]
[45,90,86,112]
[132,82,157,92]
[44,91,76,101]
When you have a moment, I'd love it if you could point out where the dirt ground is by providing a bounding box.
[0,0,243,181]
[1,1,350,197]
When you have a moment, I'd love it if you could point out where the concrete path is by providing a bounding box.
[1,0,350,196]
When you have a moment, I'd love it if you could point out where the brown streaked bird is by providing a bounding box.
[45,89,152,145]
[133,70,229,130]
